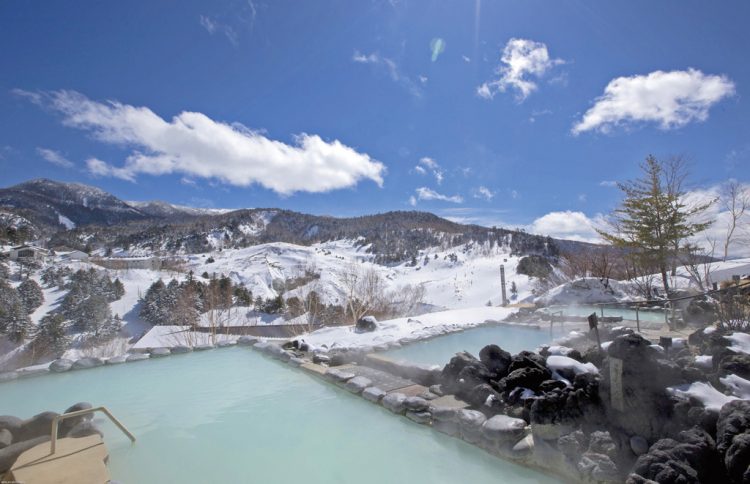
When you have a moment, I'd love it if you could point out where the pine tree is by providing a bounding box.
[18,279,44,313]
[0,284,31,343]
[34,312,70,355]
[598,156,712,294]
[110,278,125,301]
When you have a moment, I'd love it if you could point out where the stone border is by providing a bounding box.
[0,335,277,384]
[240,337,577,483]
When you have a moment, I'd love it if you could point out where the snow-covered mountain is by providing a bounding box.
[0,178,148,231]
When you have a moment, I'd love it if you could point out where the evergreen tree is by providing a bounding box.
[140,279,168,325]
[17,278,44,313]
[34,312,70,355]
[0,283,30,342]
[75,294,112,333]
[598,156,712,294]
[112,278,125,300]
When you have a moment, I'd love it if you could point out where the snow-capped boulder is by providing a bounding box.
[49,359,74,373]
[355,315,378,333]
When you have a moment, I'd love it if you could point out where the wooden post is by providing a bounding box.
[635,306,640,333]
[588,313,602,351]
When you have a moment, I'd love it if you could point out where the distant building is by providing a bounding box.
[8,244,48,261]
[58,250,90,262]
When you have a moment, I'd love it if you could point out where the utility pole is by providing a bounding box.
[500,264,508,306]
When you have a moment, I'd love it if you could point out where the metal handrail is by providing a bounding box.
[50,406,136,454]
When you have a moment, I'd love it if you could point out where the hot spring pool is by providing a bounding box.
[540,304,667,323]
[384,324,567,366]
[1,348,559,483]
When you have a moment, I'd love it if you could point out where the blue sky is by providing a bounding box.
[1,0,748,242]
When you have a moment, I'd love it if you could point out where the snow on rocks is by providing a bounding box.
[49,359,73,373]
[726,332,750,355]
[668,382,737,412]
[546,355,598,376]
[71,357,104,370]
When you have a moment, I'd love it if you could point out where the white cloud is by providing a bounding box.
[352,51,421,97]
[477,38,563,101]
[415,156,444,184]
[527,211,605,243]
[572,69,735,134]
[25,90,385,194]
[462,55,471,63]
[199,15,238,46]
[86,158,135,181]
[510,189,519,199]
[36,147,74,168]
[474,186,495,201]
[578,193,587,202]
[599,180,618,187]
[408,195,417,207]
[413,187,463,204]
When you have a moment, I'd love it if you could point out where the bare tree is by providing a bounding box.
[721,180,749,261]
[339,262,386,323]
[680,240,716,292]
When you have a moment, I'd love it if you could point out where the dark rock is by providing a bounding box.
[539,379,567,393]
[717,400,750,455]
[724,431,750,484]
[631,427,722,484]
[577,452,620,483]
[508,351,547,373]
[17,411,60,441]
[312,354,330,365]
[0,429,12,449]
[0,435,50,474]
[441,351,480,382]
[466,383,501,408]
[503,367,550,392]
[66,421,103,439]
[478,344,512,377]
[719,354,750,380]
[355,315,377,332]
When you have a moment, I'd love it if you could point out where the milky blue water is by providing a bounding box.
[0,348,559,483]
[384,324,566,366]
[540,304,667,323]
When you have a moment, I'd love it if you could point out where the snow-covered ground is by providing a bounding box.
[301,306,515,352]
[191,239,535,310]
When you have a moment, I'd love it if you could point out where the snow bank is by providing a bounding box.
[694,355,713,370]
[132,326,238,349]
[302,306,515,352]
[536,277,638,306]
[546,355,598,375]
